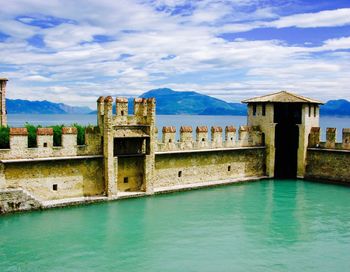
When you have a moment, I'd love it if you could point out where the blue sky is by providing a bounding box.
[0,0,350,108]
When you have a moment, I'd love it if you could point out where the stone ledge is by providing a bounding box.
[0,155,103,163]
[308,148,350,153]
[154,176,269,194]
[155,146,265,155]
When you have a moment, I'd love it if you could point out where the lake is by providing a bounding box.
[7,114,350,141]
[1,179,350,271]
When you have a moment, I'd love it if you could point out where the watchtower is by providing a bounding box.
[97,96,156,197]
[242,91,323,179]
[0,78,8,126]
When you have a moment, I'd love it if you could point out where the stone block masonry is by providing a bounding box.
[0,97,267,214]
[3,88,348,214]
[306,127,350,183]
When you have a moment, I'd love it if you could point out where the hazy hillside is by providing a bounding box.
[6,99,92,114]
[320,99,350,116]
[141,88,246,115]
[6,90,350,116]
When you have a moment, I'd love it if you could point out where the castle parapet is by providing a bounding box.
[308,127,350,150]
[134,98,147,116]
[196,126,208,148]
[0,126,103,160]
[62,127,77,152]
[36,128,54,156]
[116,97,128,116]
[308,127,320,147]
[180,126,193,149]
[326,128,336,149]
[343,128,350,150]
[239,126,262,147]
[160,126,176,151]
[10,128,28,152]
[156,124,263,152]
[225,126,236,147]
[211,126,223,148]
[84,126,102,154]
[239,126,252,146]
[98,96,155,127]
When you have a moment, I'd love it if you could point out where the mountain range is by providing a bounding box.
[6,99,92,114]
[6,89,350,116]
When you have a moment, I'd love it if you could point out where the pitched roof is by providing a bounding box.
[242,91,323,104]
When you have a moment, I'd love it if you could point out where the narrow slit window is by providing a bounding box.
[178,171,182,178]
[169,139,172,143]
[53,184,58,191]
[124,177,129,183]
[228,166,231,171]
[308,105,311,117]
[121,110,124,116]
[314,105,317,117]
[253,104,257,116]
[262,104,266,116]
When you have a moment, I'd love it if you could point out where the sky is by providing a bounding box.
[1,0,350,108]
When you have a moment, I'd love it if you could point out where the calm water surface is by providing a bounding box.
[1,179,350,271]
[7,114,350,141]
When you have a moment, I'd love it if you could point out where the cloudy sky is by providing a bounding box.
[1,0,350,108]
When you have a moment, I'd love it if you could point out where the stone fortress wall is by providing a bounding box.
[305,127,350,183]
[0,96,267,214]
[0,80,350,214]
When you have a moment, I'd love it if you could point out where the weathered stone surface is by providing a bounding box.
[0,189,41,214]
[3,158,104,201]
[154,148,266,188]
[305,149,350,183]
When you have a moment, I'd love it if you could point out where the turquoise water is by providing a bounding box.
[1,179,350,271]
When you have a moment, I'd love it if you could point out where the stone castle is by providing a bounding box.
[0,78,349,214]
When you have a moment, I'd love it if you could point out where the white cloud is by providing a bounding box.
[269,8,350,28]
[1,0,350,108]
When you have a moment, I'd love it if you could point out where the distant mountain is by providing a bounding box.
[320,99,350,116]
[7,90,350,116]
[6,99,92,114]
[141,88,246,115]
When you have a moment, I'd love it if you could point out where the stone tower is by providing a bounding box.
[242,91,323,179]
[97,96,156,197]
[0,78,8,127]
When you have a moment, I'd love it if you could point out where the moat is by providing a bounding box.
[1,179,350,272]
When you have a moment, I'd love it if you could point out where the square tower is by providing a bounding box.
[0,78,8,127]
[242,91,323,179]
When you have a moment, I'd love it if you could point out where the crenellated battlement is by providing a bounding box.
[97,96,156,129]
[308,127,350,150]
[156,125,264,152]
[0,126,102,160]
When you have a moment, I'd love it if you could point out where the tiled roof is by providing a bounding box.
[242,91,323,104]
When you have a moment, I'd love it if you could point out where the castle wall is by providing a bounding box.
[305,150,350,183]
[117,156,144,192]
[305,127,350,183]
[154,147,266,189]
[1,158,104,201]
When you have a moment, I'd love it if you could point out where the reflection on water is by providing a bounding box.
[1,180,350,272]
